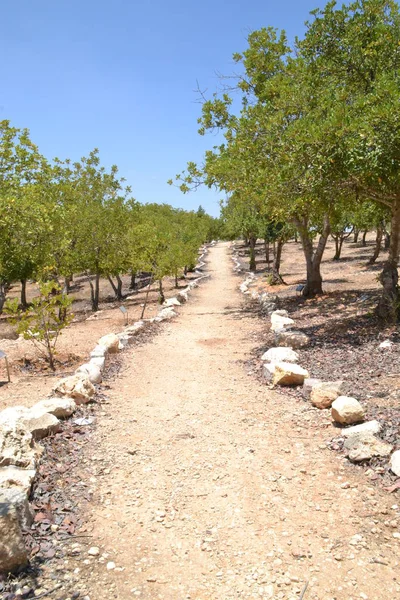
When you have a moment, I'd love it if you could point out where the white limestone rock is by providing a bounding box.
[310,381,343,409]
[0,501,29,573]
[341,420,381,438]
[54,374,95,404]
[275,329,311,349]
[344,433,392,462]
[90,345,107,359]
[98,333,120,353]
[33,397,77,419]
[89,356,106,370]
[331,396,365,425]
[163,297,181,307]
[0,407,60,441]
[390,450,400,477]
[76,363,102,384]
[0,466,36,495]
[270,311,295,332]
[0,422,40,469]
[261,347,299,363]
[0,487,34,529]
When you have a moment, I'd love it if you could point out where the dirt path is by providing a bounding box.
[72,243,400,600]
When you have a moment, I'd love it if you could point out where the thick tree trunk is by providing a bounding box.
[362,230,368,246]
[353,228,359,243]
[368,226,383,265]
[294,214,330,297]
[377,201,400,321]
[249,237,256,272]
[20,279,28,309]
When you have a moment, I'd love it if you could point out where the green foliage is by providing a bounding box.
[4,282,73,370]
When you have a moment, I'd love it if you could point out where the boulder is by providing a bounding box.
[0,466,36,495]
[33,397,77,419]
[0,501,29,573]
[0,487,34,529]
[272,362,309,387]
[0,422,40,469]
[163,297,181,307]
[390,450,400,477]
[310,381,343,409]
[54,374,95,404]
[261,347,299,363]
[98,333,120,353]
[20,412,61,440]
[177,290,189,304]
[344,433,392,462]
[76,363,102,384]
[341,420,381,438]
[89,356,106,370]
[271,311,295,332]
[275,329,310,349]
[303,378,323,398]
[331,396,365,425]
[90,345,107,359]
[125,320,145,335]
[158,307,177,320]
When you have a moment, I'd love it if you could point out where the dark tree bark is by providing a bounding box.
[249,236,257,272]
[264,239,270,268]
[377,200,400,321]
[361,230,368,246]
[353,228,359,243]
[88,273,100,312]
[175,272,179,288]
[368,225,383,265]
[130,271,136,290]
[385,232,391,249]
[0,281,8,314]
[20,279,28,309]
[158,278,165,304]
[269,238,285,284]
[294,214,331,297]
[107,275,123,300]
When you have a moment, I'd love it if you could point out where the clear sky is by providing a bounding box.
[1,0,321,217]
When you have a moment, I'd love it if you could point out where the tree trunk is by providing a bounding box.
[362,230,368,246]
[385,232,391,249]
[20,279,28,309]
[270,238,284,284]
[332,236,340,260]
[116,274,123,300]
[264,239,270,268]
[377,200,400,321]
[158,278,165,304]
[89,273,100,312]
[175,271,179,288]
[0,281,7,314]
[294,214,330,297]
[249,236,256,272]
[368,225,383,265]
[353,228,359,243]
[130,271,136,290]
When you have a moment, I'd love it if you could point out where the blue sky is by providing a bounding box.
[1,0,320,217]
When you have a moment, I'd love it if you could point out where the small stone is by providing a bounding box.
[106,561,116,570]
[261,347,299,363]
[88,547,100,556]
[275,329,310,349]
[272,362,309,387]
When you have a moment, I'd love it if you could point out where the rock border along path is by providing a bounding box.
[0,245,211,575]
[233,242,400,477]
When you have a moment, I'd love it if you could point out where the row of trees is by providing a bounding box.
[0,121,222,313]
[173,0,400,320]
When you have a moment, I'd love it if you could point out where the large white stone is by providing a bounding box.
[270,312,295,332]
[163,297,181,307]
[0,407,60,441]
[76,363,102,384]
[125,320,145,335]
[272,362,309,387]
[90,345,107,359]
[54,374,95,404]
[89,356,106,370]
[261,347,299,363]
[0,501,29,573]
[0,487,34,529]
[341,420,381,438]
[390,450,400,477]
[344,433,392,462]
[0,422,40,469]
[33,397,77,419]
[331,396,365,425]
[98,333,120,353]
[177,290,189,304]
[158,307,177,320]
[0,466,36,495]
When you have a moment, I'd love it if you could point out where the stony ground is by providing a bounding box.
[4,242,400,600]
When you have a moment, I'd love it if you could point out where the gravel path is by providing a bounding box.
[64,243,400,600]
